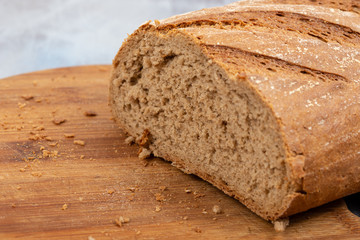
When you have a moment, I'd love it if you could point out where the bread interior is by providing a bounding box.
[110,28,293,219]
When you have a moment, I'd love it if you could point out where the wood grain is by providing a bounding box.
[0,65,359,239]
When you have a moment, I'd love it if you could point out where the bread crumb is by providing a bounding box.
[155,205,161,212]
[80,155,85,159]
[35,126,45,131]
[107,189,115,195]
[126,186,138,192]
[114,216,130,227]
[154,193,165,202]
[32,80,38,86]
[194,192,205,199]
[88,236,96,240]
[84,111,97,117]
[52,118,66,125]
[21,95,34,101]
[40,146,45,151]
[62,204,68,210]
[125,136,135,145]
[18,102,27,109]
[42,150,50,158]
[138,148,151,160]
[64,133,75,138]
[19,168,26,172]
[192,227,202,233]
[28,134,41,141]
[159,186,167,192]
[136,231,141,235]
[45,136,53,141]
[12,203,16,208]
[273,218,290,232]
[16,186,21,190]
[52,150,59,157]
[74,140,85,146]
[202,209,208,214]
[183,216,188,220]
[48,142,58,147]
[31,172,42,177]
[79,197,83,201]
[212,205,223,214]
[185,188,192,193]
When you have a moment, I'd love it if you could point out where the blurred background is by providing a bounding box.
[0,0,236,78]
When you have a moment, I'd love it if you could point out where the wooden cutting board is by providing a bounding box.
[0,65,359,240]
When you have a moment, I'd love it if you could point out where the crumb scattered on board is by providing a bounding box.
[155,205,161,212]
[84,110,97,117]
[31,172,43,177]
[74,140,85,146]
[88,236,96,240]
[185,188,192,193]
[273,218,290,232]
[21,95,34,101]
[64,133,75,138]
[154,193,165,202]
[212,205,223,214]
[126,186,139,192]
[48,142,58,147]
[114,216,130,227]
[45,136,52,141]
[52,118,66,125]
[62,204,68,210]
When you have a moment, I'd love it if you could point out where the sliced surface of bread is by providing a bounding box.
[109,0,360,221]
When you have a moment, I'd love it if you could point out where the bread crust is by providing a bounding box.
[110,0,360,221]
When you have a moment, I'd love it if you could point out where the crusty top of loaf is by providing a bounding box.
[141,0,360,216]
[160,1,360,32]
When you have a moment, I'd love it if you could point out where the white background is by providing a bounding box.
[0,0,236,78]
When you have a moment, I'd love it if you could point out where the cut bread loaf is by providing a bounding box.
[109,0,360,221]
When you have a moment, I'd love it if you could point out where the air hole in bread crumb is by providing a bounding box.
[267,67,276,72]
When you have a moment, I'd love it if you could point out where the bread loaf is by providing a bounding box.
[109,0,360,221]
